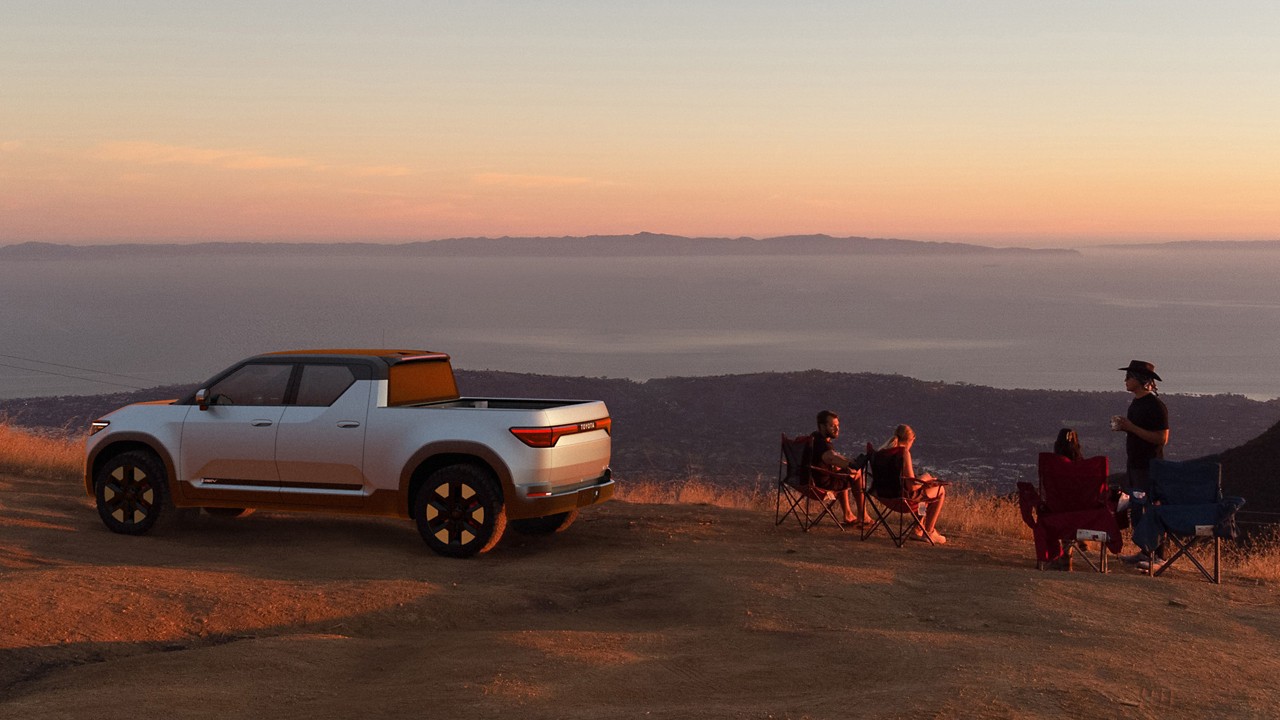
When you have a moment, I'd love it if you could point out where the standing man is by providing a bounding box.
[1112,360,1169,565]
[812,410,871,526]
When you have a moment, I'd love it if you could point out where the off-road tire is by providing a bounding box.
[203,507,254,518]
[511,509,579,535]
[413,464,507,558]
[94,450,176,535]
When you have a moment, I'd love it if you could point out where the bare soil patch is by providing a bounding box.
[2,472,1277,719]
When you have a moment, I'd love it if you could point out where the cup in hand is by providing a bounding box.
[1110,415,1124,431]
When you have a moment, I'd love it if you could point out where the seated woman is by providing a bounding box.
[1053,428,1084,462]
[1052,427,1093,560]
[880,424,947,544]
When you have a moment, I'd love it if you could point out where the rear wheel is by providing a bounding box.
[511,509,579,535]
[413,464,507,558]
[94,450,174,535]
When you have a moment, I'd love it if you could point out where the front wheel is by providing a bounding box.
[413,464,507,558]
[94,450,174,535]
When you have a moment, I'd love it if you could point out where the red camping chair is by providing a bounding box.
[775,434,851,533]
[860,444,947,547]
[1016,453,1123,572]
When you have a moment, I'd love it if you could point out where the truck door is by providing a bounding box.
[179,362,293,491]
[275,363,370,502]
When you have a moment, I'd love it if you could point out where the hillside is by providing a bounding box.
[0,469,1277,718]
[1222,421,1280,520]
[4,371,1277,505]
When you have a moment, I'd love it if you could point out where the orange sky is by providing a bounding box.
[3,2,1279,246]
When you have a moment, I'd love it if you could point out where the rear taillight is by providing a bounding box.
[510,417,611,448]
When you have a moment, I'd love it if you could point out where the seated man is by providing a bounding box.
[811,410,870,525]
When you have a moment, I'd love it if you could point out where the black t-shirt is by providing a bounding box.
[808,431,852,492]
[810,431,836,470]
[1126,393,1169,472]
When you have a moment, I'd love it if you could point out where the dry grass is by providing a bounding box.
[617,476,1030,539]
[616,474,775,511]
[617,474,1280,583]
[0,422,82,482]
[1228,527,1280,584]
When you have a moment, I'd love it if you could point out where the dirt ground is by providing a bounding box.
[2,472,1278,720]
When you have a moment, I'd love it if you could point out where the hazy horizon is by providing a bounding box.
[3,234,1278,251]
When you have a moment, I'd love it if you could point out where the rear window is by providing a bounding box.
[295,364,357,406]
[388,359,460,406]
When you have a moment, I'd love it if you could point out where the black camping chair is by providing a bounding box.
[860,443,946,547]
[775,433,850,533]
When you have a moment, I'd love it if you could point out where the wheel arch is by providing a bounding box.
[399,441,514,517]
[86,433,177,498]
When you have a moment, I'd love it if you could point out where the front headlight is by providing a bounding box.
[89,420,110,436]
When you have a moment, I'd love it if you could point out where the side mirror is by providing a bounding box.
[196,389,210,411]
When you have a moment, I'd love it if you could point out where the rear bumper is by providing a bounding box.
[508,468,613,520]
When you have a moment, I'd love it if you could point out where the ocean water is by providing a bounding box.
[2,246,1279,400]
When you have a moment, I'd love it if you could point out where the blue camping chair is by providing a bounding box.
[1131,459,1245,584]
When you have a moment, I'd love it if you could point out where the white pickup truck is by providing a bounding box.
[84,349,613,557]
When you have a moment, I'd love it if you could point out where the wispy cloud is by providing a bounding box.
[472,172,594,189]
[351,165,415,177]
[91,141,412,177]
[93,141,304,169]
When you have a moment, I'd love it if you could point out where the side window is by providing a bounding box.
[207,364,293,406]
[294,364,357,407]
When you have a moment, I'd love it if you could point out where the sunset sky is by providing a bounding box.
[3,1,1278,246]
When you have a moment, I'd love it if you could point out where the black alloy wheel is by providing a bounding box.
[414,464,506,558]
[94,450,172,535]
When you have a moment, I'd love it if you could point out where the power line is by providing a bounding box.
[0,352,159,384]
[0,360,154,391]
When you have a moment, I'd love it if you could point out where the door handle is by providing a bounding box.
[337,421,361,428]
[251,419,274,427]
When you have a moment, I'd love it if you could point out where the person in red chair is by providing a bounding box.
[880,424,947,544]
[1050,427,1096,563]
[1053,428,1084,462]
[812,410,870,526]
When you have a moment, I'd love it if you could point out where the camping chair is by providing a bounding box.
[774,433,850,533]
[860,444,945,547]
[1131,458,1244,583]
[1015,454,1123,572]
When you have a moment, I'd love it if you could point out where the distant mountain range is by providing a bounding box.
[6,235,1278,259]
[1100,239,1280,251]
[0,234,1078,259]
[5,370,1278,520]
